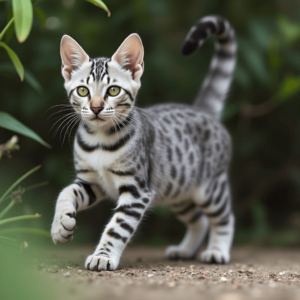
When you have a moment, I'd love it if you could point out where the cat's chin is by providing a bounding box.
[89,118,107,127]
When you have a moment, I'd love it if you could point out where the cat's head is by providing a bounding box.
[60,34,144,128]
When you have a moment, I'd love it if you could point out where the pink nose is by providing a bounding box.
[90,106,104,115]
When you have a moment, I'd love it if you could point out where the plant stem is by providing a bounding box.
[0,214,41,226]
[0,165,41,205]
[0,227,51,237]
[0,201,14,220]
[25,181,49,192]
[0,17,14,42]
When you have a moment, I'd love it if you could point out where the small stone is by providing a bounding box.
[220,277,228,282]
[148,274,154,278]
[198,275,205,280]
[63,272,70,277]
[168,281,176,287]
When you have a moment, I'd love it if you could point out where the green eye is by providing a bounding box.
[108,86,120,97]
[77,86,89,97]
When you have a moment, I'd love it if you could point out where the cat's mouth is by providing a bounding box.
[91,116,105,121]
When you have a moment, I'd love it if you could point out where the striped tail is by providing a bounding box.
[181,15,236,120]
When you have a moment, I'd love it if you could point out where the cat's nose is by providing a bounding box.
[90,106,104,115]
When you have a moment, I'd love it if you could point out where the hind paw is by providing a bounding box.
[200,248,230,264]
[165,245,196,260]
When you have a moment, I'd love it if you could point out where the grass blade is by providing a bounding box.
[0,165,41,205]
[0,227,50,237]
[0,213,41,226]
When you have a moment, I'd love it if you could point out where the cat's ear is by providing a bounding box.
[112,34,144,82]
[60,35,89,82]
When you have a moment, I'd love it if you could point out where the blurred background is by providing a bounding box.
[1,0,300,249]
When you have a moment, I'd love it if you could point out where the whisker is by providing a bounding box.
[52,113,78,138]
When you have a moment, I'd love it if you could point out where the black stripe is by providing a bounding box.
[117,103,131,108]
[189,211,202,223]
[199,196,212,209]
[109,169,135,176]
[206,198,228,218]
[119,185,140,198]
[87,76,90,85]
[75,200,79,210]
[101,130,134,151]
[142,197,149,204]
[115,205,141,220]
[81,182,96,206]
[131,203,145,209]
[176,203,196,215]
[215,49,235,59]
[77,132,99,152]
[216,17,226,35]
[217,36,232,44]
[120,222,134,234]
[73,189,78,197]
[76,169,95,173]
[107,241,113,246]
[107,76,110,84]
[123,88,134,101]
[214,181,226,205]
[79,191,84,202]
[107,228,127,243]
[68,88,76,99]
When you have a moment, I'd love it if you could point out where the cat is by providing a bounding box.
[51,15,236,271]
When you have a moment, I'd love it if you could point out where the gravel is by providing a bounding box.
[34,246,300,300]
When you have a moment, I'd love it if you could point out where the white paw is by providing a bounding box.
[165,245,196,260]
[200,248,230,264]
[85,255,119,271]
[51,211,76,245]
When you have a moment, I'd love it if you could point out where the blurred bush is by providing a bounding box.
[0,0,300,248]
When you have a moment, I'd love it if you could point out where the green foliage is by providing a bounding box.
[12,0,33,43]
[0,112,50,148]
[0,42,23,80]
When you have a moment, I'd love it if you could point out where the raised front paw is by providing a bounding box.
[165,245,196,260]
[85,255,119,271]
[200,248,230,264]
[51,211,76,245]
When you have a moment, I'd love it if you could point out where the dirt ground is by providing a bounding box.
[35,246,300,300]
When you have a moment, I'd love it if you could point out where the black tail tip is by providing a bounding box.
[181,41,198,56]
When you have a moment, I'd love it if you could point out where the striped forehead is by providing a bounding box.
[89,57,110,83]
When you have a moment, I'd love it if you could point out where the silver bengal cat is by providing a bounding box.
[51,15,237,271]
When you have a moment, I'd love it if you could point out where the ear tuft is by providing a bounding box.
[60,35,89,82]
[112,34,144,82]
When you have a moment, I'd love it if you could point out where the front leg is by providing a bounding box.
[85,187,153,271]
[51,178,105,245]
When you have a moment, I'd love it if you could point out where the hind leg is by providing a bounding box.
[165,201,209,260]
[194,172,235,264]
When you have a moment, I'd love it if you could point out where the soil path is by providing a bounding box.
[36,246,300,300]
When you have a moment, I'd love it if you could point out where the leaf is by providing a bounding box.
[277,16,300,45]
[0,63,43,93]
[0,42,24,81]
[85,0,111,17]
[33,7,46,29]
[24,69,43,94]
[0,112,51,148]
[12,0,33,43]
[274,75,300,103]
